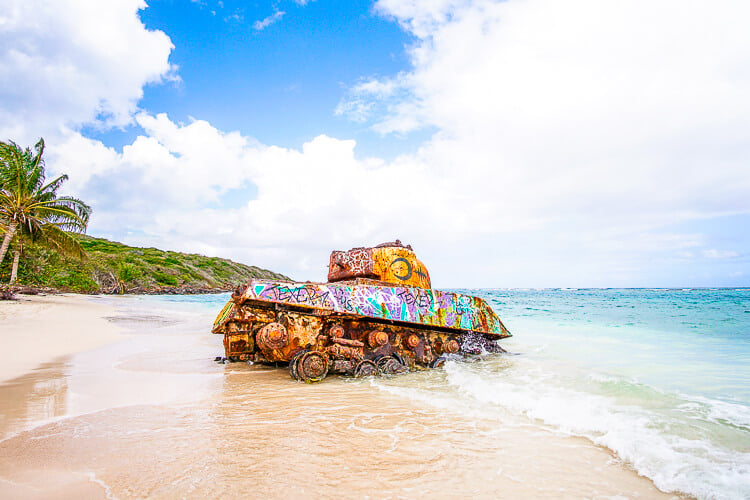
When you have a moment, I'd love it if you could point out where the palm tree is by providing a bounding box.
[7,216,89,283]
[0,138,91,278]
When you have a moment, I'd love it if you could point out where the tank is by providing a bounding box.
[212,240,511,382]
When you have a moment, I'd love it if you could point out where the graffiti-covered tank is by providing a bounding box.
[212,240,511,382]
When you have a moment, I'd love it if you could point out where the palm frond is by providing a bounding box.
[38,174,69,197]
[0,141,25,190]
[32,138,45,168]
[28,224,87,261]
[28,200,91,231]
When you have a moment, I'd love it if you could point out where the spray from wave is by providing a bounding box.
[374,356,750,500]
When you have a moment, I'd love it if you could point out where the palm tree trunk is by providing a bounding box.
[0,222,17,265]
[10,248,20,284]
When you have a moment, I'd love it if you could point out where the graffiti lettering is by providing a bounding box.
[396,289,432,309]
[330,286,355,312]
[260,284,332,308]
[455,296,474,316]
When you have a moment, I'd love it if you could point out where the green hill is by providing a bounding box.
[0,236,290,294]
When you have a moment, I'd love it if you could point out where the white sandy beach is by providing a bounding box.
[0,294,125,383]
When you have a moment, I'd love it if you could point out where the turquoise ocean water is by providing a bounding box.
[147,288,750,499]
[457,288,750,499]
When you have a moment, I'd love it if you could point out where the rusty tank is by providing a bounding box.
[212,240,511,382]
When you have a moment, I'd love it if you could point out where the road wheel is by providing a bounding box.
[296,351,329,383]
[289,349,309,381]
[376,355,407,375]
[353,359,378,378]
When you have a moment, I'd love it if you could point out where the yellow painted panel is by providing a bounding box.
[372,247,432,289]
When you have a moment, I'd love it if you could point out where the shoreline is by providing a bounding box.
[2,285,232,296]
[0,294,126,384]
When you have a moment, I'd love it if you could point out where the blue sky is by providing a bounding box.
[98,0,419,156]
[1,0,749,287]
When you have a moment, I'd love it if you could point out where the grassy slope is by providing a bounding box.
[0,235,289,294]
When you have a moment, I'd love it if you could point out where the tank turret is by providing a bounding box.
[328,239,431,289]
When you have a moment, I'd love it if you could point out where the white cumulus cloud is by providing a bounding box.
[0,0,175,144]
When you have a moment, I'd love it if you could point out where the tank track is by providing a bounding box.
[220,300,505,383]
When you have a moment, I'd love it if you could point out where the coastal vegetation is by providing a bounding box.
[0,138,91,284]
[0,235,289,294]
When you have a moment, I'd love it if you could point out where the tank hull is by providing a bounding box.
[213,279,511,382]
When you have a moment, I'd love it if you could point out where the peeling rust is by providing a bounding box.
[367,330,389,348]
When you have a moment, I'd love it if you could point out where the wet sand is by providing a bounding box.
[0,294,125,383]
[0,295,685,498]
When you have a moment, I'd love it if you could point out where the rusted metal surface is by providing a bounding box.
[212,241,511,382]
